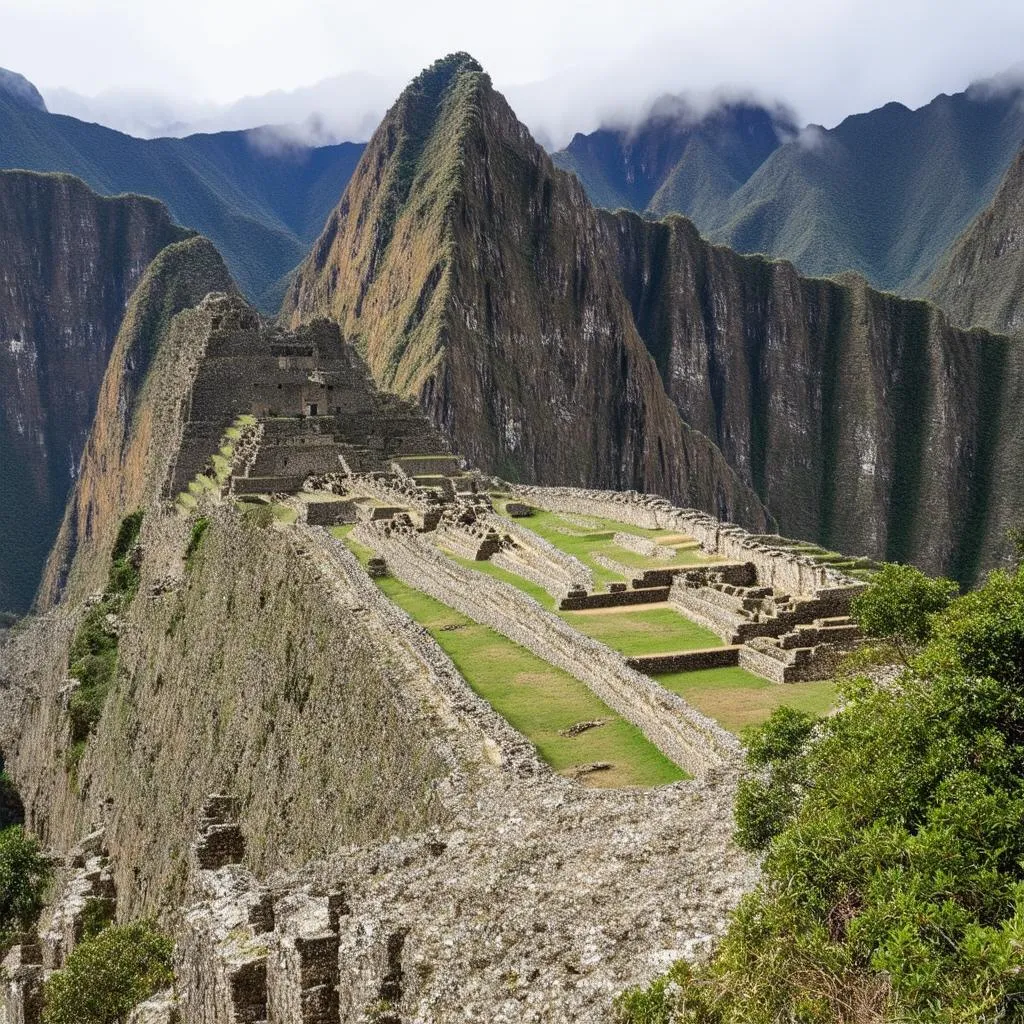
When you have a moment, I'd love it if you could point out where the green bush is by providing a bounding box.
[851,562,958,660]
[617,563,1024,1023]
[734,707,819,852]
[43,921,173,1024]
[0,826,50,955]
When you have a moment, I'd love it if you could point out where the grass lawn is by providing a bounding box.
[446,553,557,610]
[560,607,723,657]
[654,666,837,735]
[500,508,713,589]
[341,537,685,787]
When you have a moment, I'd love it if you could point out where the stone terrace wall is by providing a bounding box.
[513,486,866,602]
[350,522,741,778]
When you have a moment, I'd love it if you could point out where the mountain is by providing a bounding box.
[286,54,1024,583]
[552,100,796,221]
[0,170,192,616]
[39,236,237,606]
[557,78,1024,294]
[926,145,1024,337]
[283,54,772,531]
[0,68,364,307]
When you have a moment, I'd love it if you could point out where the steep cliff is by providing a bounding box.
[38,235,238,608]
[0,170,190,616]
[927,145,1024,337]
[283,54,772,530]
[604,213,1024,582]
[285,55,1023,582]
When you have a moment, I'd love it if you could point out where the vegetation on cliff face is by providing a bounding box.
[616,560,1024,1022]
[0,170,189,617]
[927,145,1024,337]
[42,921,173,1024]
[65,512,144,769]
[0,824,50,956]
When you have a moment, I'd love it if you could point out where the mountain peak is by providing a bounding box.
[0,68,47,112]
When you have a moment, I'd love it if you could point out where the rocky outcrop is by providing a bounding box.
[283,53,772,533]
[0,170,190,615]
[927,145,1024,337]
[285,55,1023,584]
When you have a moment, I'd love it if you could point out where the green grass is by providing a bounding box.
[446,553,556,609]
[654,666,837,735]
[341,537,685,786]
[561,607,723,657]
[498,508,713,590]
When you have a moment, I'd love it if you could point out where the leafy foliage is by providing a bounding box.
[616,563,1024,1023]
[851,562,958,660]
[0,826,50,955]
[42,921,173,1024]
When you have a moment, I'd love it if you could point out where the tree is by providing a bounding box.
[616,563,1024,1023]
[0,826,50,955]
[43,921,173,1024]
[851,562,958,664]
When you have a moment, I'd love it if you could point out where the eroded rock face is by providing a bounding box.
[604,213,1024,582]
[286,55,1024,583]
[0,170,190,614]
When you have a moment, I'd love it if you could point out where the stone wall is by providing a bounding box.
[514,486,866,601]
[626,647,741,674]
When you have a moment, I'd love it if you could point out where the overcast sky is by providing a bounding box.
[2,0,1023,145]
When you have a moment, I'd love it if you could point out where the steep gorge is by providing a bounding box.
[0,170,191,615]
[285,54,1024,583]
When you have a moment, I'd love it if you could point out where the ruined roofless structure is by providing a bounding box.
[166,295,451,497]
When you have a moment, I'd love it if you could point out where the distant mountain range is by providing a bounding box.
[0,72,365,308]
[555,78,1024,293]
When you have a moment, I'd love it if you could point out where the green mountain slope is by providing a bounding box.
[714,89,1024,290]
[558,81,1024,294]
[926,145,1024,336]
[0,75,364,307]
[552,101,794,219]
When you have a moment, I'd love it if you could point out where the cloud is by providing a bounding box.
[13,0,1024,151]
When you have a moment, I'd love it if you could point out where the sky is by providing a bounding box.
[2,0,1024,146]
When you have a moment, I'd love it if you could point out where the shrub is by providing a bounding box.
[618,563,1024,1023]
[42,921,173,1024]
[0,826,50,955]
[851,562,958,661]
